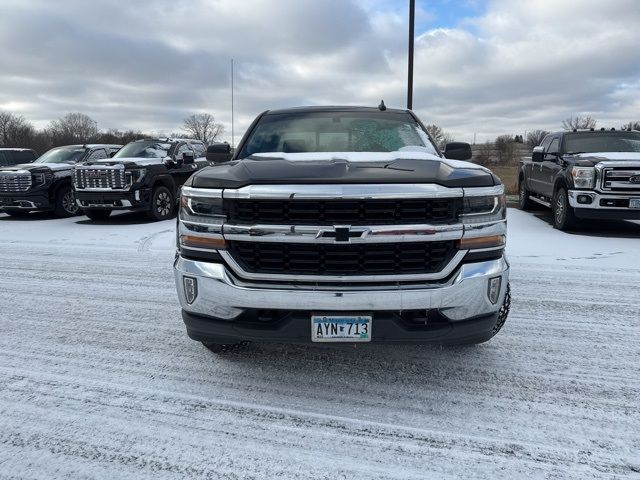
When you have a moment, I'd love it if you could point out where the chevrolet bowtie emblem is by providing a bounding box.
[318,226,364,242]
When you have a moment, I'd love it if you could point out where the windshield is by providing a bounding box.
[35,147,85,164]
[238,111,438,158]
[565,132,640,155]
[114,141,172,159]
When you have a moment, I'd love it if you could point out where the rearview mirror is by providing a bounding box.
[206,143,233,163]
[182,151,195,165]
[444,142,472,161]
[532,146,544,162]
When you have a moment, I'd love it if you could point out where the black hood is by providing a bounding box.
[0,163,63,173]
[189,158,499,189]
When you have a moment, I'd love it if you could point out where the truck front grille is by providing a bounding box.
[74,168,127,189]
[601,168,640,191]
[227,198,459,225]
[0,172,31,192]
[228,240,457,276]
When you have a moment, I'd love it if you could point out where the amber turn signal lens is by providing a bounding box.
[180,235,228,250]
[457,235,505,250]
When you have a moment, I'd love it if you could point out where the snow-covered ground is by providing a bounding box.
[0,208,639,479]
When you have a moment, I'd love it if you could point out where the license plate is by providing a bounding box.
[311,314,372,342]
[630,199,640,209]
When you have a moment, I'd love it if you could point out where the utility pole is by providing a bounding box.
[407,0,415,110]
[231,58,235,149]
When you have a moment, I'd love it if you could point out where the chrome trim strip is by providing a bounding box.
[218,249,468,283]
[529,196,551,208]
[462,185,504,197]
[222,184,464,200]
[222,223,464,243]
[181,186,223,198]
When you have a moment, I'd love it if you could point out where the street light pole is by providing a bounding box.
[407,0,415,110]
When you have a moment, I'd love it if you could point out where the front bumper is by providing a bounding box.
[75,188,151,211]
[173,255,510,344]
[568,190,640,220]
[0,191,51,210]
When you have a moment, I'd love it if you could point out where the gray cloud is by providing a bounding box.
[0,0,639,144]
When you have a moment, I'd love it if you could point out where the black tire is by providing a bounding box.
[518,178,534,211]
[147,185,174,221]
[552,187,578,231]
[442,284,511,346]
[202,341,250,354]
[54,185,80,217]
[84,209,112,221]
[2,208,30,217]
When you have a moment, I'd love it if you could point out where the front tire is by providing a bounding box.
[147,185,174,221]
[54,186,80,217]
[518,179,534,211]
[84,209,112,221]
[552,187,578,231]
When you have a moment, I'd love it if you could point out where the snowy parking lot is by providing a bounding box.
[0,208,639,479]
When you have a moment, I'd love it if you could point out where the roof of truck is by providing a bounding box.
[264,105,411,115]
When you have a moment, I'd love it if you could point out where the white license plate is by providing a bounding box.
[311,314,372,342]
[630,199,640,209]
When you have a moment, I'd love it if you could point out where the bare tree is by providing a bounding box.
[475,141,493,166]
[48,112,99,144]
[182,113,224,144]
[425,124,454,149]
[622,121,640,131]
[495,134,516,164]
[526,129,549,148]
[0,111,36,147]
[562,114,597,130]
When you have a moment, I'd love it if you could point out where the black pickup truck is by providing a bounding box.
[73,138,211,221]
[519,129,640,230]
[0,144,121,217]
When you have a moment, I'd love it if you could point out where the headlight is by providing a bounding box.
[460,193,506,224]
[125,168,146,184]
[178,186,227,250]
[571,167,595,189]
[31,172,50,186]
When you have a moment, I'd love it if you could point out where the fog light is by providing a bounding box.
[577,195,593,205]
[488,276,502,305]
[183,276,198,304]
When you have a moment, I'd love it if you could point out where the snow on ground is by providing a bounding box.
[0,208,639,479]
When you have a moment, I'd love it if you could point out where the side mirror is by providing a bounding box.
[444,142,472,161]
[206,143,232,163]
[531,146,544,162]
[182,151,195,165]
[164,157,177,169]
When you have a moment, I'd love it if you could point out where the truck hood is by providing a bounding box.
[189,152,500,189]
[0,162,71,173]
[84,157,166,168]
[571,152,640,166]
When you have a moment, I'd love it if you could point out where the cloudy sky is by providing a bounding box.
[1,0,639,143]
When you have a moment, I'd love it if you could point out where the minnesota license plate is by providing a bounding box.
[630,199,640,209]
[311,314,372,342]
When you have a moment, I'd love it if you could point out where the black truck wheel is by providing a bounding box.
[518,179,535,211]
[552,187,578,231]
[54,185,80,217]
[2,208,30,217]
[147,185,174,221]
[84,209,112,221]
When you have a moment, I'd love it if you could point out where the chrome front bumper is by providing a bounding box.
[174,255,510,322]
[568,190,640,209]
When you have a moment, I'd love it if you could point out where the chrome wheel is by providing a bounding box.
[62,190,79,215]
[156,191,171,217]
[554,192,566,225]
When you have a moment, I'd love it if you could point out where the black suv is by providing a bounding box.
[0,148,38,167]
[73,138,210,221]
[0,144,121,217]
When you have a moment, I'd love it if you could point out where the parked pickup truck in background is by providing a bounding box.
[519,129,640,230]
[0,148,38,167]
[73,138,210,221]
[0,144,121,217]
[173,105,511,352]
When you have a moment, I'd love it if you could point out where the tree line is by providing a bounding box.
[0,111,224,154]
